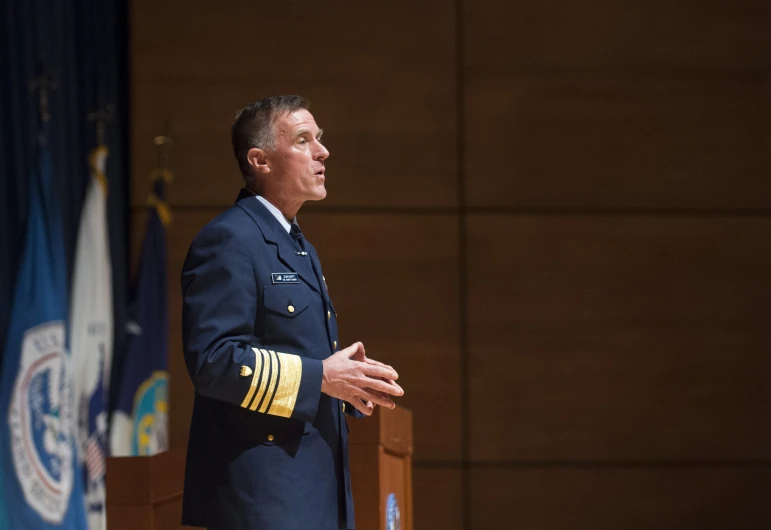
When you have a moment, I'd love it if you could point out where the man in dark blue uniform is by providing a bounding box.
[180,95,404,530]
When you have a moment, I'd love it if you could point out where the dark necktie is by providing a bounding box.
[290,223,306,251]
[290,224,325,295]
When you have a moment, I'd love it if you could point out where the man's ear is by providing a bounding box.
[247,147,269,176]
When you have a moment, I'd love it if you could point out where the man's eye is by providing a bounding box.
[298,138,307,144]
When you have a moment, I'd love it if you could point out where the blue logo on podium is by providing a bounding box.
[386,493,401,530]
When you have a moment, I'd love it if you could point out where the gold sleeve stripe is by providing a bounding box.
[249,349,271,411]
[268,351,303,418]
[258,350,280,413]
[240,348,263,408]
[264,351,281,413]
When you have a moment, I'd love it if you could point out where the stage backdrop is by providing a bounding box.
[0,0,130,405]
[128,1,771,528]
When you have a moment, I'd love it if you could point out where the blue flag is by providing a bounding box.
[0,128,88,528]
[109,172,171,456]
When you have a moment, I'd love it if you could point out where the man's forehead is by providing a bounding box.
[278,108,319,133]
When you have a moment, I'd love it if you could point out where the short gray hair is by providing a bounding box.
[231,95,310,177]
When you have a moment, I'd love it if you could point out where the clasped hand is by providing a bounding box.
[321,342,403,416]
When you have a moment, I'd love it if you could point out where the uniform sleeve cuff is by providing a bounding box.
[239,348,322,423]
[290,357,323,423]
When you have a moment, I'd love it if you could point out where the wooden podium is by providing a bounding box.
[105,448,195,530]
[348,406,414,530]
[106,406,412,530]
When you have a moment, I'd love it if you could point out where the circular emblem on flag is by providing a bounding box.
[132,371,169,455]
[8,322,74,523]
[385,493,402,530]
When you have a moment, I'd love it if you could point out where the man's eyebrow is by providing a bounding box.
[295,128,323,139]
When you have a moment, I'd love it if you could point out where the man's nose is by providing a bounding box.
[314,141,330,161]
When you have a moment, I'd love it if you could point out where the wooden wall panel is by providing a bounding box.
[465,0,771,71]
[302,213,461,462]
[130,0,456,208]
[467,215,771,461]
[465,78,770,209]
[413,468,463,530]
[471,468,771,529]
[128,0,771,527]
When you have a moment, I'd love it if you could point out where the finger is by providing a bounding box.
[358,372,403,394]
[361,377,404,397]
[354,355,389,369]
[363,357,393,371]
[365,389,394,408]
[362,359,400,387]
[384,379,404,395]
[360,363,398,381]
[349,395,374,416]
[358,388,395,409]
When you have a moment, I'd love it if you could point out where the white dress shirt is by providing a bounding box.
[255,195,296,234]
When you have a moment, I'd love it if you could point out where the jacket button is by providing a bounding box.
[267,434,274,442]
[287,305,295,313]
[341,402,346,412]
[333,340,337,349]
[327,310,331,320]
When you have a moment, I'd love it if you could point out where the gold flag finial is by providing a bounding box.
[29,73,57,123]
[87,104,115,147]
[153,119,174,170]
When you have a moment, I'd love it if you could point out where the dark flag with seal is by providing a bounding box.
[109,169,171,456]
[0,126,88,528]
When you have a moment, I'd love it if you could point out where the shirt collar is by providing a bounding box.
[255,195,296,234]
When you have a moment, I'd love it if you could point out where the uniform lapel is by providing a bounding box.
[276,241,321,294]
[304,241,329,304]
[235,191,321,294]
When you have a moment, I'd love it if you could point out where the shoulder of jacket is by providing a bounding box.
[193,206,258,246]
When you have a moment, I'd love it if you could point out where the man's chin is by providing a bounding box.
[307,188,327,201]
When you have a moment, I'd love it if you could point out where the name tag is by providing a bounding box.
[271,272,299,284]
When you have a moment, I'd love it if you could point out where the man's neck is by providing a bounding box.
[248,186,301,221]
[266,196,302,220]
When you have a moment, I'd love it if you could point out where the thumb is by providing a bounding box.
[342,342,362,358]
[350,341,366,361]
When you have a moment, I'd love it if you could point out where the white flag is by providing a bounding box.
[70,145,113,530]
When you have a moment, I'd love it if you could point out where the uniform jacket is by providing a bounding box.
[180,189,361,530]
